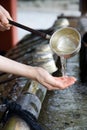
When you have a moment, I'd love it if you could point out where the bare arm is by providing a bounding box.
[0,55,76,90]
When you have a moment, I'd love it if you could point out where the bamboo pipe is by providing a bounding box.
[1,80,47,130]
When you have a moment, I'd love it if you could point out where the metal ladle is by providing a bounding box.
[9,19,81,58]
[50,27,81,58]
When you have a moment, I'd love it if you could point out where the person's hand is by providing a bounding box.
[0,5,12,31]
[0,55,76,91]
[34,67,76,90]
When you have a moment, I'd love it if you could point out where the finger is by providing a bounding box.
[0,22,10,31]
[0,5,12,28]
[53,77,76,89]
[0,22,7,31]
[44,84,60,90]
[62,79,76,88]
[0,5,12,20]
[55,76,76,82]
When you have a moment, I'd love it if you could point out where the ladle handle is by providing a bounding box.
[9,19,50,40]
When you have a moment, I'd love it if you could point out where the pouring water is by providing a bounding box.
[50,27,81,76]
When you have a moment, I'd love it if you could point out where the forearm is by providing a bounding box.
[0,56,77,90]
[0,55,36,80]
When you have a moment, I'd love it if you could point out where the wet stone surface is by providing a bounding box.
[38,54,87,130]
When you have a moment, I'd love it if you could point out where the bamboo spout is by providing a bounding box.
[1,81,47,130]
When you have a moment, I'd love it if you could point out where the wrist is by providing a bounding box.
[26,66,38,81]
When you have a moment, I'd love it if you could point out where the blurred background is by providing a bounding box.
[17,0,80,40]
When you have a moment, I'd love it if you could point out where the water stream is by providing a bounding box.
[60,56,66,76]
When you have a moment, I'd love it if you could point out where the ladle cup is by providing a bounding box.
[9,20,81,58]
[50,27,81,58]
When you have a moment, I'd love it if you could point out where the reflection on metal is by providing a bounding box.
[50,27,81,58]
[53,18,70,29]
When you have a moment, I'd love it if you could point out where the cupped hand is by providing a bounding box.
[35,67,76,90]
